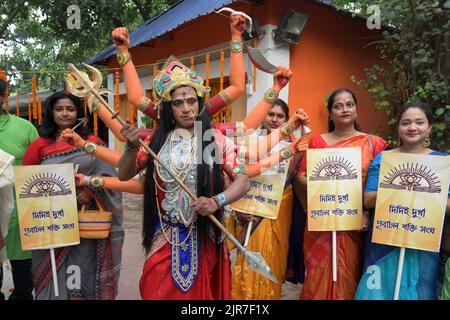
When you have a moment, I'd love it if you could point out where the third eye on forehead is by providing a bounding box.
[171,86,197,99]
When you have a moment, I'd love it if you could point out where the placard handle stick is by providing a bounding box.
[50,248,59,297]
[332,231,337,282]
[393,247,405,300]
[243,220,253,248]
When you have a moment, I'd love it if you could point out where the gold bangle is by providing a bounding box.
[117,50,131,66]
[89,176,105,188]
[280,147,293,161]
[280,122,294,137]
[82,141,97,155]
[263,88,279,104]
[230,40,243,53]
[137,96,152,112]
[218,90,233,105]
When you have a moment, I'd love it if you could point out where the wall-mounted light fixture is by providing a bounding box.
[273,9,309,44]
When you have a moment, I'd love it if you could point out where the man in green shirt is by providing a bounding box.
[0,78,39,300]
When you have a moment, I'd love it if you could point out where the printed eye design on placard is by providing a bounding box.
[19,172,72,199]
[309,156,358,181]
[380,162,441,193]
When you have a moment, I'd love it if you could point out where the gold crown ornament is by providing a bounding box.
[153,56,210,103]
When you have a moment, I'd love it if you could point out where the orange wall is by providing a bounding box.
[275,0,388,136]
[107,0,388,137]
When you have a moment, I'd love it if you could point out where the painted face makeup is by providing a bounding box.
[171,86,199,129]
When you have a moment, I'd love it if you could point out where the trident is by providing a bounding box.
[65,63,278,284]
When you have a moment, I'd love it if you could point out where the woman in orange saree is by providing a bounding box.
[294,88,387,299]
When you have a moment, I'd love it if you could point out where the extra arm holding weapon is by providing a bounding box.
[111,14,246,121]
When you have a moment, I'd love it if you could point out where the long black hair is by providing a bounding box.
[0,78,6,97]
[39,91,91,140]
[0,78,6,112]
[326,88,361,132]
[142,94,224,254]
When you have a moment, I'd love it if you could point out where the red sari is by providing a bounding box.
[137,131,237,300]
[140,237,231,300]
[298,134,387,300]
[23,136,123,300]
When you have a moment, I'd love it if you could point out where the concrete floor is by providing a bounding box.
[1,192,302,300]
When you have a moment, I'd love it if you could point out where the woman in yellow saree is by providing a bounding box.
[231,99,306,299]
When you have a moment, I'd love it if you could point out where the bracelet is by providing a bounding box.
[82,141,97,155]
[213,194,227,208]
[212,196,221,209]
[124,142,139,153]
[117,50,131,66]
[232,164,247,176]
[279,122,294,137]
[218,90,233,105]
[263,88,279,104]
[137,96,152,112]
[81,175,91,187]
[280,147,293,161]
[91,99,101,113]
[230,39,243,53]
[89,176,105,188]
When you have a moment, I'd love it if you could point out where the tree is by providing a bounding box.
[333,0,450,152]
[0,0,174,93]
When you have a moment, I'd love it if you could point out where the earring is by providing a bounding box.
[422,135,431,147]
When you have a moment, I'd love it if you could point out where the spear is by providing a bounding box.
[65,63,278,284]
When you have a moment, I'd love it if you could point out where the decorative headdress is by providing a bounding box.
[153,56,210,103]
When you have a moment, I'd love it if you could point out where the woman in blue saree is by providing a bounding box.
[355,102,450,300]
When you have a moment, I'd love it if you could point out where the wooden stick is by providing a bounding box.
[393,247,405,300]
[88,89,246,246]
[243,220,253,248]
[332,231,337,282]
[50,248,59,297]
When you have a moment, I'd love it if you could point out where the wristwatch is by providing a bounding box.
[117,50,131,66]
